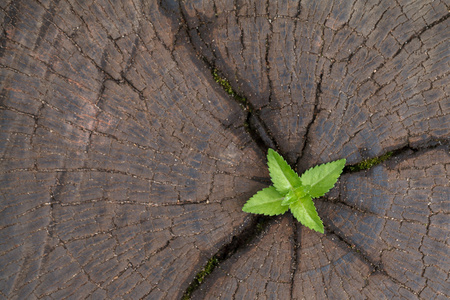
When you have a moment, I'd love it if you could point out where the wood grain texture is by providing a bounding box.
[181,0,449,166]
[0,1,267,298]
[192,147,449,299]
[193,216,294,299]
[1,0,448,299]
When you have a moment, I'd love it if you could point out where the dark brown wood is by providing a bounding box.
[181,0,449,166]
[193,147,449,299]
[193,216,295,299]
[1,0,449,299]
[0,1,267,298]
[320,146,450,298]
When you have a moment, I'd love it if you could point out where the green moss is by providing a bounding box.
[181,256,220,300]
[181,217,270,299]
[348,152,393,172]
[212,69,233,95]
[211,68,251,112]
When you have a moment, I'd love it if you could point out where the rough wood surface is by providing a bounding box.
[181,0,449,166]
[1,0,449,299]
[0,1,267,298]
[193,147,449,299]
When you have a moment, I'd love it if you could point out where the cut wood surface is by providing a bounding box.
[0,0,448,299]
[193,146,449,299]
[181,0,449,167]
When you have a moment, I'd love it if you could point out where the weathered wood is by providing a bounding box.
[321,146,450,298]
[193,216,295,299]
[0,1,267,298]
[181,0,449,166]
[1,0,449,299]
[192,147,449,299]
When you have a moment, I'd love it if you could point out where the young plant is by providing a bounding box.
[242,149,346,233]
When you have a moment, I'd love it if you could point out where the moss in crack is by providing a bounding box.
[181,216,271,299]
[211,68,252,112]
[181,256,219,300]
[209,66,277,151]
[346,151,393,172]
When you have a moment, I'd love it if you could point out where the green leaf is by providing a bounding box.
[289,195,324,233]
[281,185,310,206]
[300,159,346,198]
[267,149,302,195]
[242,186,289,216]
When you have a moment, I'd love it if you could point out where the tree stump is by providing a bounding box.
[0,0,448,299]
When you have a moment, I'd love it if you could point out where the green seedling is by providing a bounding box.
[243,149,346,233]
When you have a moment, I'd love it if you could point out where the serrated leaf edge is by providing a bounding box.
[267,149,301,195]
[289,198,324,233]
[242,187,289,216]
[300,158,346,198]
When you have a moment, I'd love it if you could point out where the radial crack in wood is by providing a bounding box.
[191,146,449,299]
[0,0,449,299]
[0,1,267,298]
[321,146,449,298]
[179,0,449,166]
